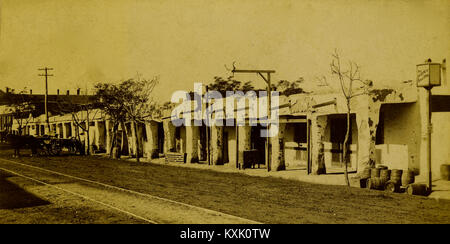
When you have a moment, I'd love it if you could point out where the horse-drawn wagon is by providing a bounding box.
[5,133,83,157]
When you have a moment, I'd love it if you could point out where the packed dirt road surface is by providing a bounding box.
[0,158,258,224]
[0,145,449,224]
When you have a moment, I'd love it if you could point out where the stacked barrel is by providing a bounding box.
[367,167,386,190]
[359,167,372,188]
[361,165,423,195]
[385,169,402,193]
[402,170,415,186]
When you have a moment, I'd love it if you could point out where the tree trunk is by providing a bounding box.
[86,110,90,155]
[120,121,130,155]
[109,122,118,158]
[76,125,80,142]
[343,101,351,186]
[134,120,141,163]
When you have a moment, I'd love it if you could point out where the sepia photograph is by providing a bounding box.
[0,0,449,233]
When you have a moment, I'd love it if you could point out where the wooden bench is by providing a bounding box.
[165,152,186,163]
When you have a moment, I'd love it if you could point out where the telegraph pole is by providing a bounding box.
[38,67,53,133]
[232,68,275,171]
[205,85,211,165]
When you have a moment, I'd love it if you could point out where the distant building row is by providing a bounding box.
[1,83,449,181]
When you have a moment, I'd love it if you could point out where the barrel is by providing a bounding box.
[370,168,381,178]
[441,164,450,181]
[385,180,401,193]
[380,169,391,181]
[390,169,403,184]
[361,167,372,179]
[367,177,386,190]
[402,170,415,186]
[406,184,429,196]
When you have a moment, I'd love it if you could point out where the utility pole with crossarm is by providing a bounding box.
[232,67,276,172]
[38,67,53,133]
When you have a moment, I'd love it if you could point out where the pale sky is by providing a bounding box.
[0,0,449,101]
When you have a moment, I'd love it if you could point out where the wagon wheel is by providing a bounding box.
[41,139,52,155]
[36,141,49,156]
[49,140,62,156]
[68,140,78,154]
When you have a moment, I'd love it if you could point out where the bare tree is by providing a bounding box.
[95,75,158,162]
[122,75,159,163]
[94,82,128,158]
[7,88,34,135]
[330,49,372,186]
[56,96,98,155]
[73,104,97,155]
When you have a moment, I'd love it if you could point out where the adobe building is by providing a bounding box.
[1,64,449,184]
[154,75,449,183]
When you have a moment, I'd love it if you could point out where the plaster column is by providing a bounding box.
[56,123,63,138]
[93,121,100,150]
[62,122,69,138]
[163,120,176,153]
[179,127,186,154]
[270,123,286,171]
[67,122,73,138]
[44,124,50,135]
[211,125,224,165]
[145,121,159,159]
[186,125,200,163]
[105,120,112,154]
[130,122,137,156]
[71,122,77,139]
[89,121,96,152]
[356,101,381,173]
[310,115,327,175]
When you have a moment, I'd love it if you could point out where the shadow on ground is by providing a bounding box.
[0,171,50,209]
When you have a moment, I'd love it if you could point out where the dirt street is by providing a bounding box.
[0,145,449,224]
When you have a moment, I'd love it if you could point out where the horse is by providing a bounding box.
[5,134,39,157]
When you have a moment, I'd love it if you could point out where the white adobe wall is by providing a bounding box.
[430,112,450,179]
[376,102,421,173]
